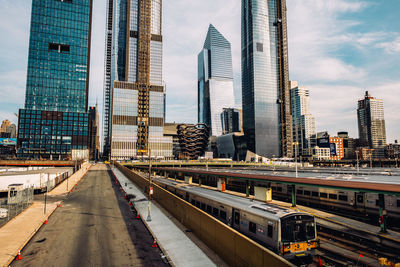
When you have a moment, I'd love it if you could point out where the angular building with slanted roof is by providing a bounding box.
[198,24,235,137]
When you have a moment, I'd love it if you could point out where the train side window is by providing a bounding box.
[320,193,327,198]
[397,199,400,207]
[272,186,277,191]
[304,190,311,196]
[297,190,303,195]
[339,195,348,201]
[191,199,195,205]
[267,225,273,238]
[249,221,256,233]
[220,210,227,220]
[201,203,206,211]
[329,194,337,200]
[277,187,282,192]
[206,205,212,214]
[213,208,219,216]
[234,212,240,225]
[376,200,381,206]
[196,201,200,208]
[357,195,364,203]
[312,191,319,197]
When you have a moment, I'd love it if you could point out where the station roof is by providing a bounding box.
[136,166,400,196]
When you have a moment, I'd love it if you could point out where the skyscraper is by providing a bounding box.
[17,0,93,159]
[290,81,316,155]
[198,24,235,137]
[104,0,172,160]
[357,91,386,148]
[221,108,242,135]
[241,0,292,158]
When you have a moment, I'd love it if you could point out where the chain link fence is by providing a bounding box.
[0,187,34,227]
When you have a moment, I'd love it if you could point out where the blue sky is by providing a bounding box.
[0,0,399,143]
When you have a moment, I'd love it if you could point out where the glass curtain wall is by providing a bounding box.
[198,24,235,136]
[241,0,292,158]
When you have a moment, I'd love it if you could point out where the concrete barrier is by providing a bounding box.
[115,162,293,267]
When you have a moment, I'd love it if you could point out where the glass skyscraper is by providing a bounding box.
[241,0,292,158]
[104,0,172,160]
[198,24,235,137]
[290,81,316,155]
[17,0,93,159]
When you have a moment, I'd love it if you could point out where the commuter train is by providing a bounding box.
[153,177,318,262]
[268,183,400,223]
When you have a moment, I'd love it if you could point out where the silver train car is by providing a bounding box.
[269,183,400,223]
[154,178,318,262]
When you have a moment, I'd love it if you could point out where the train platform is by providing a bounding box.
[272,200,400,244]
[149,174,400,264]
[111,166,224,267]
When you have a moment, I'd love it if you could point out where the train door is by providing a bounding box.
[355,192,366,212]
[232,208,240,230]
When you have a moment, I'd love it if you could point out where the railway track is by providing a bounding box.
[315,222,400,267]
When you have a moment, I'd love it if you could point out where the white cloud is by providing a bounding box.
[376,36,400,54]
[0,0,399,145]
[163,0,241,123]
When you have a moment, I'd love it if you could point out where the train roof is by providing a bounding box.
[154,178,309,221]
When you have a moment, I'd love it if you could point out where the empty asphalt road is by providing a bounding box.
[12,164,168,267]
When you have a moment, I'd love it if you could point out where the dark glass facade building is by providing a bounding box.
[221,108,242,135]
[241,0,292,158]
[17,0,93,159]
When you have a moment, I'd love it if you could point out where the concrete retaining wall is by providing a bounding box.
[115,162,293,267]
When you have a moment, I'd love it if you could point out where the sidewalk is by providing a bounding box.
[0,163,91,267]
[111,166,218,267]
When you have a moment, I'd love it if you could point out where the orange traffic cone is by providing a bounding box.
[16,250,23,261]
[58,203,62,207]
[70,189,73,193]
[44,219,48,225]
[128,202,132,207]
[136,214,140,219]
[318,256,322,267]
[124,193,127,199]
[152,239,158,248]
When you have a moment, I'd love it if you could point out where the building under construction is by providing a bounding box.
[103,0,172,160]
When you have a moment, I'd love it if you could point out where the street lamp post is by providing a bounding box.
[370,150,373,171]
[294,142,299,178]
[355,150,359,174]
[147,149,152,222]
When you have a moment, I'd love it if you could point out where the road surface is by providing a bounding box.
[12,164,168,267]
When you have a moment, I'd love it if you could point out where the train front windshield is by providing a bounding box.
[281,215,316,242]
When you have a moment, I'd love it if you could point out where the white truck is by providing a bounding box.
[0,208,8,219]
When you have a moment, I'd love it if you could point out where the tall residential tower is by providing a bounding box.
[357,91,386,148]
[290,81,316,155]
[198,24,235,136]
[103,0,171,160]
[241,0,292,158]
[18,0,93,159]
